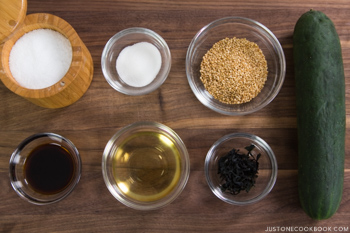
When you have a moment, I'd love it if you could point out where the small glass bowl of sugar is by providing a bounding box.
[101,27,171,95]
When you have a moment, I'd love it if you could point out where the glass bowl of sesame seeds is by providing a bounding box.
[186,17,286,115]
[204,133,278,205]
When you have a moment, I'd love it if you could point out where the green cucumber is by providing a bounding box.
[293,10,345,220]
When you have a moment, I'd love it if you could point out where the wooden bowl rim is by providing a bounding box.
[1,13,85,98]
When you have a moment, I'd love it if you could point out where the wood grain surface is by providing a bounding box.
[0,0,349,232]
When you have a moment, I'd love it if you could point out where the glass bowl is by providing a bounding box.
[204,133,277,205]
[102,121,190,210]
[186,17,286,115]
[101,27,171,95]
[9,133,81,205]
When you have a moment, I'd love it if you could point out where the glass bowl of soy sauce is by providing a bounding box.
[9,133,81,205]
[204,133,277,205]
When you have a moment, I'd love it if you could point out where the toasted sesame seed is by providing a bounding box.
[200,37,268,105]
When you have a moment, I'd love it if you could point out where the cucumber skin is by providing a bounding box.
[293,10,345,220]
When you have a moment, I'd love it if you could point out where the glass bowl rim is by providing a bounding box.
[101,121,190,210]
[9,132,82,205]
[186,16,286,116]
[204,132,278,205]
[101,27,172,96]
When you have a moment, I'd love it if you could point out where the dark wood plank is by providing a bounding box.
[1,0,349,232]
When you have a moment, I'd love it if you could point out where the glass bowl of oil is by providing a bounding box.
[9,132,81,205]
[102,121,190,210]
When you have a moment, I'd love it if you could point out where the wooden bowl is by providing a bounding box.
[0,13,94,108]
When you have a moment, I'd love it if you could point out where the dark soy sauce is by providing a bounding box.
[24,143,75,195]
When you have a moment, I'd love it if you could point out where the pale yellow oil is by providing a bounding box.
[112,132,181,202]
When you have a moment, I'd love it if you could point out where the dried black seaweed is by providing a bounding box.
[218,145,260,195]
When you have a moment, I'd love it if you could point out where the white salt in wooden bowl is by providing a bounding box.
[0,13,93,108]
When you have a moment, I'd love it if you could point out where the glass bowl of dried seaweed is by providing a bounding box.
[204,133,277,205]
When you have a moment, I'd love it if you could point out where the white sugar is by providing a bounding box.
[116,42,161,87]
[9,29,72,89]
